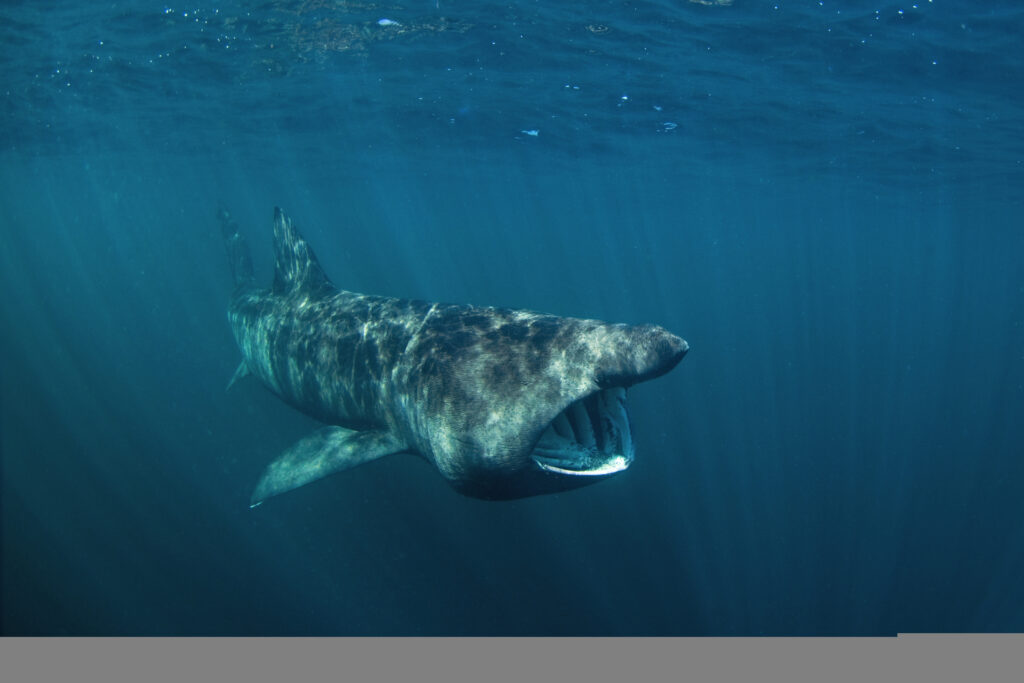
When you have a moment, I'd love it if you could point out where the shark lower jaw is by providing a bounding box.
[530,387,635,477]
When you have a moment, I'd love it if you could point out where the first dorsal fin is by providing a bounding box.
[272,207,334,295]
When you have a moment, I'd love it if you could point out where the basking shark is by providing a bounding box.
[219,207,687,505]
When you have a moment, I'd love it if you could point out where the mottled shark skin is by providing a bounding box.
[219,207,688,505]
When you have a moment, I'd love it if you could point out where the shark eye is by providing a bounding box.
[531,387,634,476]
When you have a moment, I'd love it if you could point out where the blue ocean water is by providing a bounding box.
[1,0,1022,636]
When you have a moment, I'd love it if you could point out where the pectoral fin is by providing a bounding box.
[226,360,250,391]
[250,427,405,507]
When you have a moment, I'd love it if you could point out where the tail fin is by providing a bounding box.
[217,207,255,287]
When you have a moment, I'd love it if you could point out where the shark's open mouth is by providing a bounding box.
[531,387,634,476]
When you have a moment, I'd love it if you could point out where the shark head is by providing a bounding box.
[529,323,687,479]
[400,308,688,499]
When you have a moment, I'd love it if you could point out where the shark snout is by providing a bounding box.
[594,324,688,388]
[662,332,689,367]
[641,326,688,378]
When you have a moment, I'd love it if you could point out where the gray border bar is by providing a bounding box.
[2,636,1023,683]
